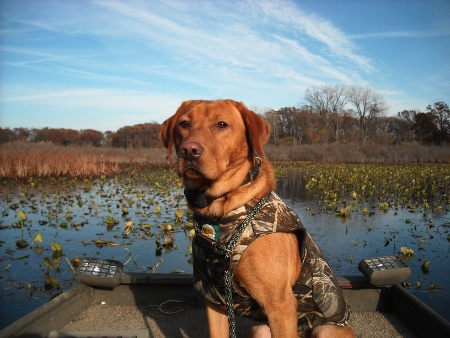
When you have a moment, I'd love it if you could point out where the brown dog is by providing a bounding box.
[159,100,355,338]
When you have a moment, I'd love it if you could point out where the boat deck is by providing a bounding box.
[56,304,416,338]
[5,273,449,338]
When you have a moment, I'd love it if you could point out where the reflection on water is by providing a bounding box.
[276,170,450,322]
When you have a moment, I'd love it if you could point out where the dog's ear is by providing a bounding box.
[159,117,175,159]
[234,101,270,158]
[159,100,203,159]
[159,102,190,159]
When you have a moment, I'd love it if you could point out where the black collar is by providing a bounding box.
[184,157,261,209]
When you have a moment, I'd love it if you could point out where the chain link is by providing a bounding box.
[224,269,237,338]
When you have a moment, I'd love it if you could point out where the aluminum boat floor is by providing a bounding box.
[57,304,416,338]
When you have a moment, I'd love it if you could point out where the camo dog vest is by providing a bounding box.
[192,191,350,333]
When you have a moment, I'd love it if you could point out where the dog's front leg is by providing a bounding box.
[262,285,298,337]
[235,233,301,338]
[205,299,229,338]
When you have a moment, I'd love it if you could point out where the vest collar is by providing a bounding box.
[184,156,262,209]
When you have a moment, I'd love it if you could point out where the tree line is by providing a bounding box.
[1,85,449,148]
[0,123,161,148]
[266,85,449,146]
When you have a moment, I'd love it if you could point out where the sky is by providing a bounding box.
[1,0,449,132]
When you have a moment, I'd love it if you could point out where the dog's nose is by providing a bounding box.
[179,141,204,160]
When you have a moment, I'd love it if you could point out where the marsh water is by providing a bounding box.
[1,169,449,329]
[277,170,450,324]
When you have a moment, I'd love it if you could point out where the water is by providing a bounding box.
[0,173,193,329]
[277,170,450,322]
[0,171,449,329]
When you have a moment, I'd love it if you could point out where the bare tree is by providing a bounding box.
[304,84,348,142]
[304,85,330,118]
[347,86,388,144]
[263,109,281,144]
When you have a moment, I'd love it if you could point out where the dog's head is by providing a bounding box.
[159,99,270,191]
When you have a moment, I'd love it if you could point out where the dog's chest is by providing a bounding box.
[191,193,306,315]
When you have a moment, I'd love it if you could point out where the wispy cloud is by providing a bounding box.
[3,85,178,110]
[89,0,371,86]
[247,0,374,73]
[2,0,373,93]
[351,29,450,40]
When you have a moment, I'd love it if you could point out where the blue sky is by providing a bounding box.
[1,0,449,132]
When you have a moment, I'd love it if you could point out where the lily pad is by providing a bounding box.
[51,241,63,252]
[16,239,29,248]
[17,210,27,221]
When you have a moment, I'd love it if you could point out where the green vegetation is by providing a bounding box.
[278,162,450,213]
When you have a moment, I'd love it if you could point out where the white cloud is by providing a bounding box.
[89,0,371,84]
[248,0,374,73]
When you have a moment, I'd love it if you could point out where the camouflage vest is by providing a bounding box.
[192,191,350,333]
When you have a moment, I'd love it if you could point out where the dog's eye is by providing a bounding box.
[179,121,190,129]
[217,122,228,129]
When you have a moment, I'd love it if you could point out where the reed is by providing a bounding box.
[0,142,169,179]
[265,142,450,163]
[1,141,448,179]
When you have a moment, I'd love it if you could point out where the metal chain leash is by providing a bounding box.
[193,192,271,338]
[224,269,237,338]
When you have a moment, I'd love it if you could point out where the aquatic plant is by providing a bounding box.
[278,162,450,213]
[0,166,188,303]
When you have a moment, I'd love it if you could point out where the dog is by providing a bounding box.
[159,99,355,338]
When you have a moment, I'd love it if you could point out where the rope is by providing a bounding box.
[158,293,201,314]
[194,192,271,338]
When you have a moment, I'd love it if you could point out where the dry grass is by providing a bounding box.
[0,141,170,179]
[265,142,450,163]
[1,141,448,179]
